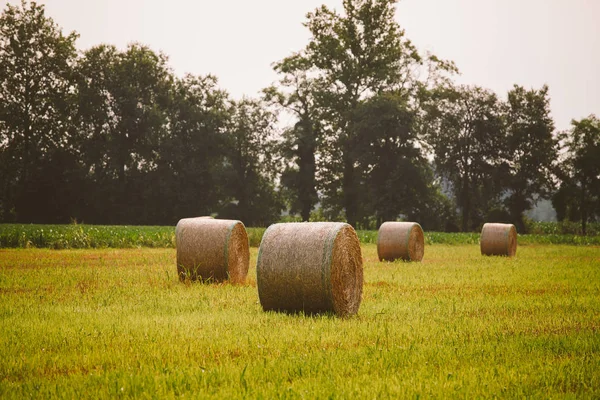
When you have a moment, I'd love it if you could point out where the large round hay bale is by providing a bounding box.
[480,223,517,257]
[257,222,363,317]
[175,217,249,283]
[377,222,424,262]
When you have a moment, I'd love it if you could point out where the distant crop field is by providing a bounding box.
[1,244,599,398]
[1,224,599,249]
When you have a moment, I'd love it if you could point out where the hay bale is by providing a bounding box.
[257,222,363,317]
[175,217,249,283]
[377,222,424,262]
[480,223,517,257]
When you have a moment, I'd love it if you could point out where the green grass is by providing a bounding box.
[1,244,599,398]
[0,224,176,249]
[1,224,599,249]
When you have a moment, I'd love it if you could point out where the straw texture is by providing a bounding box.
[377,222,424,262]
[175,217,249,283]
[480,223,517,257]
[257,222,363,317]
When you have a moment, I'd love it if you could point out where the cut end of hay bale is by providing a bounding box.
[225,221,250,284]
[377,222,424,262]
[480,223,517,257]
[330,224,363,316]
[257,222,363,317]
[176,217,249,283]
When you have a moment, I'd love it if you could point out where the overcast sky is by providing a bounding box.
[9,0,600,131]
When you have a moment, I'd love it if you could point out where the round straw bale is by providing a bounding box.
[257,222,363,317]
[480,223,517,257]
[175,217,249,283]
[377,222,424,262]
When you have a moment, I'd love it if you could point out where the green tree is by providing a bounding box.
[153,74,231,223]
[504,85,557,232]
[76,43,172,223]
[424,85,506,231]
[352,93,428,226]
[553,115,600,235]
[220,98,283,226]
[300,0,425,226]
[266,55,321,221]
[277,0,456,226]
[0,0,79,222]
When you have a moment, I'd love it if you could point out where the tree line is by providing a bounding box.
[1,0,598,233]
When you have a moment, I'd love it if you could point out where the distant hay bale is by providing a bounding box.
[175,217,249,283]
[377,222,424,262]
[257,222,363,317]
[480,223,517,257]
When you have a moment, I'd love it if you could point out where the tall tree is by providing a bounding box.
[221,98,283,226]
[300,0,424,226]
[504,85,557,232]
[352,92,430,226]
[276,0,456,226]
[76,43,172,223]
[154,74,231,223]
[424,85,506,231]
[266,55,321,221]
[553,115,600,235]
[0,0,79,222]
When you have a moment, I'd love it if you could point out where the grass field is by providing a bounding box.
[1,244,599,398]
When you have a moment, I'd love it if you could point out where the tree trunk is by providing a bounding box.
[581,179,587,236]
[343,153,357,227]
[510,193,527,233]
[298,123,316,222]
[461,176,470,232]
[300,198,311,222]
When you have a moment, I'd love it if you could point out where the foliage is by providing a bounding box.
[267,55,321,221]
[284,0,455,226]
[219,98,284,226]
[0,0,79,223]
[76,43,173,224]
[1,245,599,398]
[0,0,593,233]
[526,220,600,236]
[407,187,460,232]
[0,224,175,249]
[154,74,231,224]
[2,224,599,249]
[503,85,558,232]
[352,93,428,228]
[423,85,506,231]
[553,115,600,235]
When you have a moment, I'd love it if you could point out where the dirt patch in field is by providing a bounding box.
[0,287,34,294]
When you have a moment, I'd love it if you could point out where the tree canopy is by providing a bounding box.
[0,0,594,233]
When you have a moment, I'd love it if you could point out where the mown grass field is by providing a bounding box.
[1,243,599,398]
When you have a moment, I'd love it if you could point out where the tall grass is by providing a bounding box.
[1,223,599,249]
[527,220,600,236]
[0,224,175,249]
[0,245,598,398]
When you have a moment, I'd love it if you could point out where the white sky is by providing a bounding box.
[8,0,600,131]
